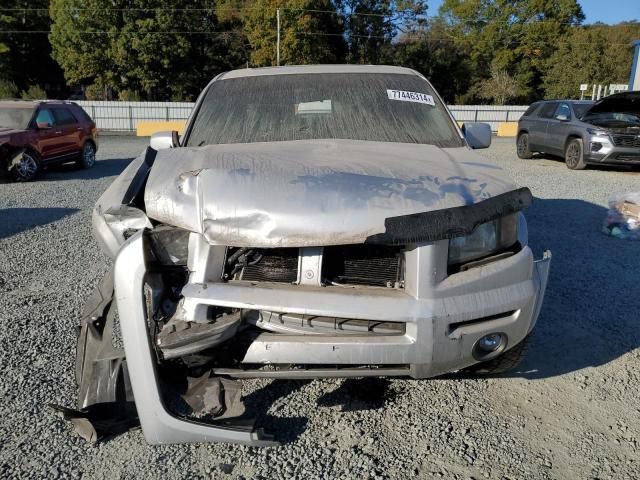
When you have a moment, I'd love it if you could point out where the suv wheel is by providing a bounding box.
[464,335,530,375]
[564,138,587,170]
[516,133,533,159]
[77,142,96,169]
[11,151,40,182]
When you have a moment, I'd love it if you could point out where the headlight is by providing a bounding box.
[448,214,518,265]
[586,128,610,138]
[147,226,189,266]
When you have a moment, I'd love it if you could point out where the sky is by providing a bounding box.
[427,0,640,25]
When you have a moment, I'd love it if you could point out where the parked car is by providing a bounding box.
[0,100,98,181]
[516,92,640,169]
[71,65,550,445]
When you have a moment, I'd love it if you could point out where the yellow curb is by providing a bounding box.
[497,122,518,137]
[136,120,187,136]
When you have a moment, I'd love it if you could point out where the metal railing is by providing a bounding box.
[74,101,528,133]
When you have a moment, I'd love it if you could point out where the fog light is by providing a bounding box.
[478,333,503,352]
[590,142,603,152]
[472,332,508,361]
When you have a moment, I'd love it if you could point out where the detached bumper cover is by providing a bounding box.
[114,232,550,444]
[115,231,275,446]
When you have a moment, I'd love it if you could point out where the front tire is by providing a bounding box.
[76,142,96,169]
[564,138,587,170]
[516,133,533,159]
[10,150,40,182]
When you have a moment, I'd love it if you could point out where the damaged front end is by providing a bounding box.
[68,133,551,446]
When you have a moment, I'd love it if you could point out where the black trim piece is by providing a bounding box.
[365,187,532,245]
[121,147,157,207]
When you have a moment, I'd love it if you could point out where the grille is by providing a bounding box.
[612,153,640,162]
[227,248,299,283]
[611,134,640,148]
[322,245,403,287]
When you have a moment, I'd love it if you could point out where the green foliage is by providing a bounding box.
[439,0,585,103]
[50,0,247,100]
[3,0,638,104]
[20,85,47,100]
[343,0,427,64]
[84,83,107,101]
[0,79,19,99]
[235,0,346,66]
[383,20,471,103]
[0,1,65,97]
[118,89,141,101]
[543,23,640,99]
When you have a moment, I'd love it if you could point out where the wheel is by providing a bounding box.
[465,335,530,375]
[76,142,96,169]
[10,150,40,182]
[564,138,587,170]
[516,133,533,159]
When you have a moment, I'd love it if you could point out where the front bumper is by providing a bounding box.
[585,145,640,165]
[114,232,551,445]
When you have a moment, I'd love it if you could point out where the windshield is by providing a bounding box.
[0,107,35,130]
[572,103,592,119]
[186,73,464,148]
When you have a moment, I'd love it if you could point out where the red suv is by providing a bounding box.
[0,100,98,181]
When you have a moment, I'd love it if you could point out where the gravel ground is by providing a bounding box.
[0,136,639,479]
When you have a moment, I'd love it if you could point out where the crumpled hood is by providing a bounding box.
[144,139,517,247]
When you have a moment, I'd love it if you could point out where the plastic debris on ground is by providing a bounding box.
[602,192,640,240]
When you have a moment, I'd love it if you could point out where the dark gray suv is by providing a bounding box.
[516,92,640,170]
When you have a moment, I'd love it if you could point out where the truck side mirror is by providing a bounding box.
[462,122,492,149]
[150,131,179,150]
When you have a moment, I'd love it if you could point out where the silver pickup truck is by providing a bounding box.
[70,65,550,446]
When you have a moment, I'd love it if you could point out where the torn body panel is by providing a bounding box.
[92,148,155,258]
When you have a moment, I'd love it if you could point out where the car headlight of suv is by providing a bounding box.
[448,213,518,265]
[586,127,611,138]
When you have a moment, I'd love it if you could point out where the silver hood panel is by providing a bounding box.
[144,139,516,247]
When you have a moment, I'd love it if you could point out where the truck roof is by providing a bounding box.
[220,64,421,80]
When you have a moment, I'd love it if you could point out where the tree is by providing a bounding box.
[50,0,248,100]
[231,0,346,67]
[1,1,66,96]
[384,20,472,103]
[439,0,584,103]
[478,64,518,105]
[341,0,427,64]
[50,0,126,98]
[543,22,640,99]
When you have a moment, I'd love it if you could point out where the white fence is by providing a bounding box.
[448,105,528,132]
[76,100,528,133]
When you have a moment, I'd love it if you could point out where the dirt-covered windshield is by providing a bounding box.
[185,73,464,148]
[0,106,35,130]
